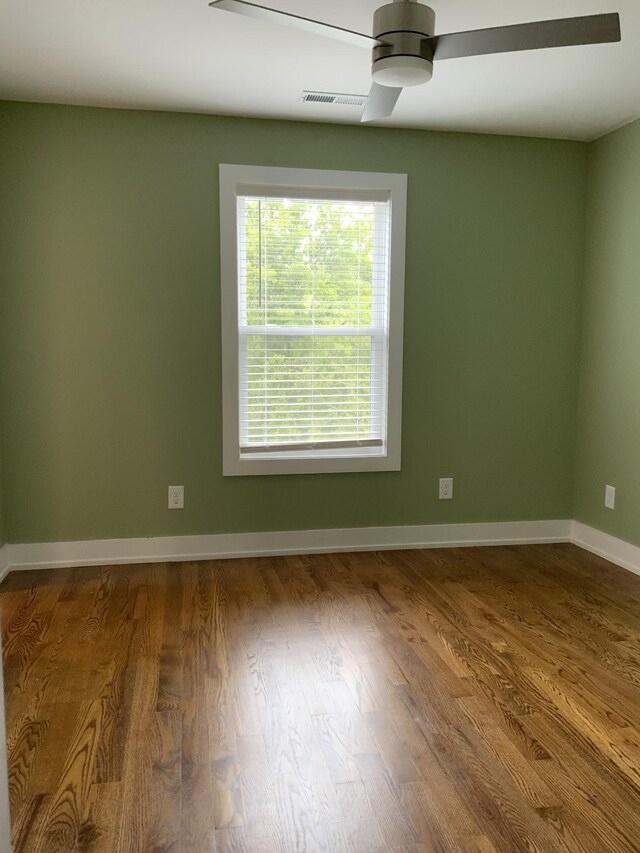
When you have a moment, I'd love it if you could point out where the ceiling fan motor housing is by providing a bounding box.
[372,1,435,87]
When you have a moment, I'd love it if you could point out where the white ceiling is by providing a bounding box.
[1,0,639,140]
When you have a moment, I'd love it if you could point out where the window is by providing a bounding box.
[219,164,407,476]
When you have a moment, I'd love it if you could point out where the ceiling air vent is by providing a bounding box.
[300,91,367,107]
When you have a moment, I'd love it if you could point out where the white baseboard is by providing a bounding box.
[4,520,638,581]
[0,545,9,584]
[571,521,640,577]
[2,519,572,574]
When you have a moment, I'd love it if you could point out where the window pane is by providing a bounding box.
[242,334,381,446]
[240,198,387,329]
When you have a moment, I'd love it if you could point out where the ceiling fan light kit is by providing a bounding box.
[209,0,621,123]
[372,55,432,87]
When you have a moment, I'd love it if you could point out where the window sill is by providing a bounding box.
[223,450,400,476]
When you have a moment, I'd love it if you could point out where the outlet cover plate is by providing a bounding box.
[605,484,615,510]
[439,477,453,500]
[168,485,184,509]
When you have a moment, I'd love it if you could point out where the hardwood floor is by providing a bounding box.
[2,543,640,851]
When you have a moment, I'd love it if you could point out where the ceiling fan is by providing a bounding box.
[209,0,621,122]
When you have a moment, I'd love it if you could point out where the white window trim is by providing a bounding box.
[219,164,407,476]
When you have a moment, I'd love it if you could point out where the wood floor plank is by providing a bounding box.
[2,543,640,851]
[27,697,104,852]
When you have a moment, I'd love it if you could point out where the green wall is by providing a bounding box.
[0,384,6,547]
[0,101,587,544]
[0,448,6,548]
[574,118,640,546]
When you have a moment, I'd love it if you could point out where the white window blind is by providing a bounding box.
[236,192,391,458]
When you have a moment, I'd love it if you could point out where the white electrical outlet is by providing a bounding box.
[168,485,184,509]
[605,484,615,510]
[439,477,453,500]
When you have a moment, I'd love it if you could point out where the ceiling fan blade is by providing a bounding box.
[209,0,384,49]
[361,82,402,123]
[430,12,621,61]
